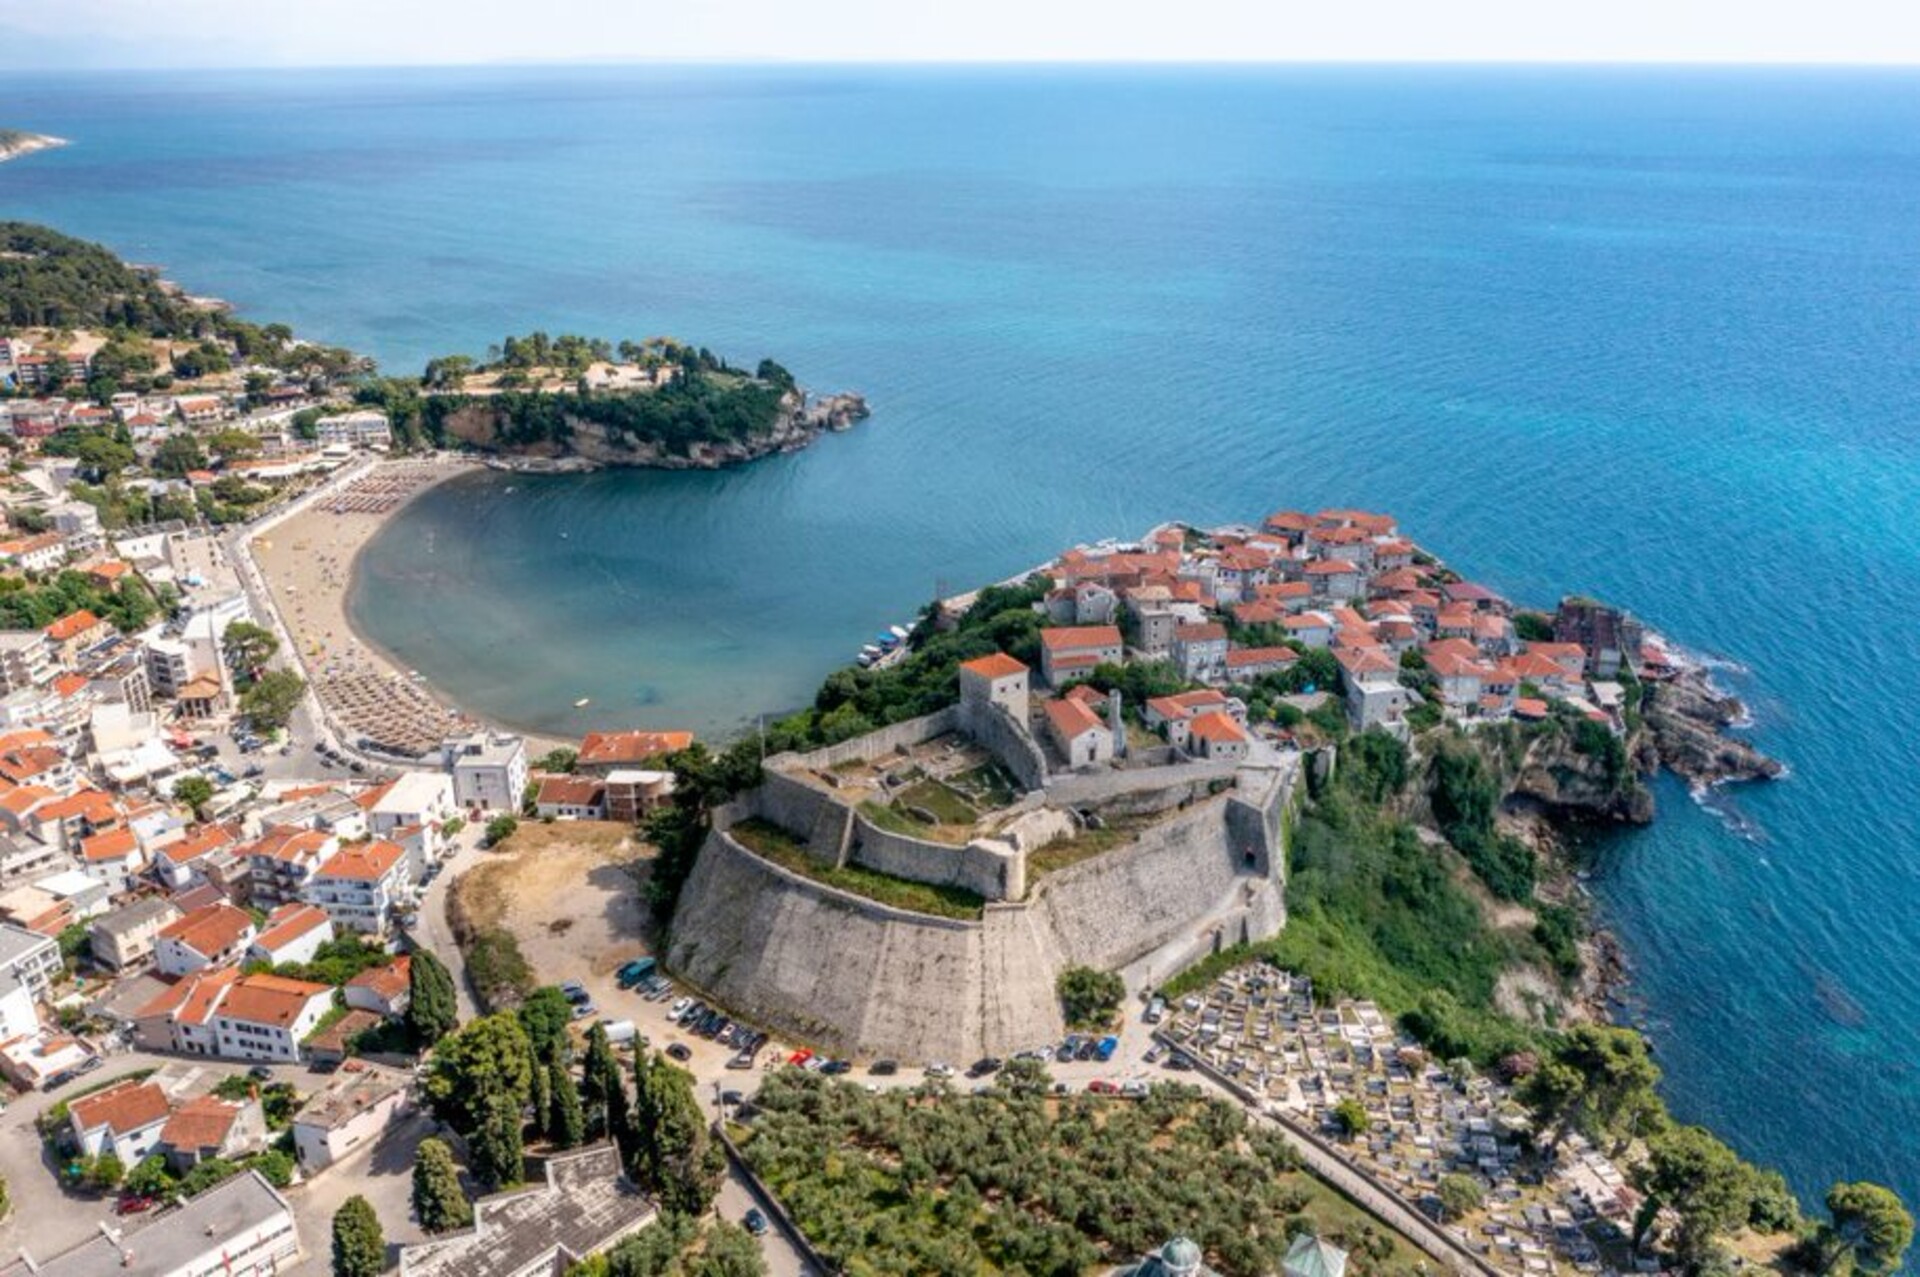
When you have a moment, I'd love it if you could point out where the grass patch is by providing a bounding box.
[732,819,985,920]
[1026,812,1157,880]
[893,778,979,826]
[950,762,1020,808]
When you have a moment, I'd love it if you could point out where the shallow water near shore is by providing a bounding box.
[7,63,1920,1209]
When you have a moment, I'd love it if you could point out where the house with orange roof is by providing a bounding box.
[210,972,335,1062]
[246,902,335,968]
[1187,710,1251,762]
[0,1028,95,1091]
[1425,639,1499,710]
[1042,696,1114,770]
[532,775,606,821]
[1279,611,1335,649]
[0,531,67,574]
[132,965,240,1055]
[576,730,696,774]
[78,825,146,894]
[153,822,243,893]
[1303,558,1364,602]
[43,608,111,667]
[344,955,411,1018]
[1223,646,1298,682]
[158,1093,267,1171]
[241,826,339,908]
[155,901,258,977]
[1172,622,1229,684]
[1336,644,1413,733]
[957,652,1030,727]
[1524,641,1589,682]
[1370,567,1426,596]
[305,839,411,939]
[1037,625,1123,688]
[1144,689,1244,752]
[67,1077,172,1163]
[35,787,120,851]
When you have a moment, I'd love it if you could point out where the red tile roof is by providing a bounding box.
[69,1079,170,1136]
[1043,697,1106,740]
[313,840,405,882]
[346,955,410,1002]
[252,902,332,954]
[1188,711,1249,745]
[158,902,254,958]
[44,610,103,642]
[535,775,604,808]
[79,827,139,863]
[217,973,331,1028]
[958,652,1027,680]
[158,1095,243,1153]
[1038,626,1122,652]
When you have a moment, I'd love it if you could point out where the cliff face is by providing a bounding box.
[1508,728,1657,825]
[440,389,870,471]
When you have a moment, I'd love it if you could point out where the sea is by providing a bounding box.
[5,64,1918,1209]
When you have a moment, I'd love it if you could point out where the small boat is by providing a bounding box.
[574,697,591,708]
[559,531,570,540]
[889,624,911,642]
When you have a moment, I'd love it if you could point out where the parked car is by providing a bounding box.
[248,1064,274,1081]
[559,981,589,1003]
[1144,996,1166,1024]
[786,1049,813,1068]
[666,1043,692,1062]
[744,1209,769,1237]
[1120,1079,1151,1098]
[720,1090,745,1107]
[869,1059,899,1076]
[616,958,657,988]
[1096,1036,1119,1062]
[668,997,693,1021]
[726,1053,755,1071]
[966,1057,1002,1079]
[598,1019,638,1046]
[925,1061,954,1078]
[116,1195,156,1216]
[820,1059,852,1075]
[571,1001,596,1020]
[1087,1079,1119,1094]
[1165,1052,1194,1072]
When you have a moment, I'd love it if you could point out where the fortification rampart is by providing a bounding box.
[847,812,1021,901]
[668,753,1301,1062]
[959,698,1050,790]
[767,706,960,775]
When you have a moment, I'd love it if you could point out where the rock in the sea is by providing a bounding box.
[1643,672,1783,786]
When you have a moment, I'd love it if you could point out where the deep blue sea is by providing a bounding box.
[6,64,1919,1210]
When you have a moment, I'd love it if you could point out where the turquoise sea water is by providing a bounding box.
[6,65,1919,1207]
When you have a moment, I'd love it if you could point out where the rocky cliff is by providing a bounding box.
[1642,669,1782,786]
[439,388,869,471]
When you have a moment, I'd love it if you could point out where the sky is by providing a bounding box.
[4,0,1920,68]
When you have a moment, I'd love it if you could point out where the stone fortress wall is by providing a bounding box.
[669,698,1303,1060]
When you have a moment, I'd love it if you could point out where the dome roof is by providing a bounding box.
[1160,1237,1203,1276]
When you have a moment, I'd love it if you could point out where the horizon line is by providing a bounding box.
[11,55,1920,73]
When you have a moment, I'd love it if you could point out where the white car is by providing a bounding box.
[668,998,693,1022]
[925,1062,955,1078]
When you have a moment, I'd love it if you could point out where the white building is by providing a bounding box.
[0,922,60,1002]
[290,1059,412,1172]
[154,902,257,977]
[368,771,456,841]
[305,840,410,939]
[440,730,529,813]
[313,409,393,449]
[5,1169,301,1277]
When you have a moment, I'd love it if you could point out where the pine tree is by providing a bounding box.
[407,947,459,1046]
[548,1061,586,1149]
[410,1137,472,1234]
[331,1195,385,1277]
[469,1091,526,1192]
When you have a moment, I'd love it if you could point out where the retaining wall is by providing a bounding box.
[750,771,854,866]
[847,812,1020,902]
[768,706,959,775]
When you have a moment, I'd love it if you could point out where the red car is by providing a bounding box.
[1087,1079,1119,1095]
[786,1049,813,1068]
[116,1195,156,1216]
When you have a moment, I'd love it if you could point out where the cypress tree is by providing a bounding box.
[410,1137,472,1234]
[407,947,459,1046]
[548,1060,586,1149]
[469,1091,526,1192]
[632,1049,723,1215]
[580,1023,619,1141]
[331,1195,385,1277]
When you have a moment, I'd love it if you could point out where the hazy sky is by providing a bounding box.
[6,0,1920,68]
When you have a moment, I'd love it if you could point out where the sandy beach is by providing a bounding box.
[249,457,495,758]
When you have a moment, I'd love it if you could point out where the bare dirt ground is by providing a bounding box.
[454,821,658,988]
